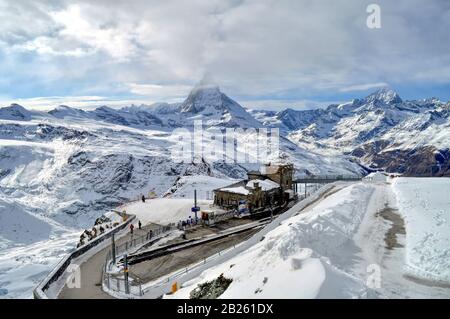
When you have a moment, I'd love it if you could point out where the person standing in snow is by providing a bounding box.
[130,223,134,235]
[138,220,142,230]
[141,195,146,203]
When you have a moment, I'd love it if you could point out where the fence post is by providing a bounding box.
[111,234,116,265]
[124,254,130,295]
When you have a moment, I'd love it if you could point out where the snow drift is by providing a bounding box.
[167,183,378,299]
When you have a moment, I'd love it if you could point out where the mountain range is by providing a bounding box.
[1,82,449,298]
[2,85,449,177]
[257,88,449,176]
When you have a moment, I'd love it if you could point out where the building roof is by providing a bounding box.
[218,186,250,195]
[246,179,279,191]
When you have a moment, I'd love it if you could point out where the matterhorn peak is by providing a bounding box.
[176,76,262,127]
[181,76,222,113]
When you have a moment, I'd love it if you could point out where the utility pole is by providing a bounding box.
[194,189,198,222]
[124,254,130,294]
[304,182,307,198]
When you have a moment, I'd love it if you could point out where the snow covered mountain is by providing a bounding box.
[44,84,261,129]
[257,88,450,176]
[0,83,366,298]
[134,82,263,128]
[178,83,262,128]
[3,83,448,298]
[0,103,49,121]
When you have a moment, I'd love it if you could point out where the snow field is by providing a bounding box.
[121,198,214,226]
[392,178,450,283]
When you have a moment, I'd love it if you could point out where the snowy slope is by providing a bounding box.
[392,178,450,283]
[122,199,213,226]
[164,175,239,200]
[0,117,221,298]
[167,183,378,299]
[167,179,450,299]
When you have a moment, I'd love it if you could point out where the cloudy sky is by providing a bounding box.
[0,0,449,110]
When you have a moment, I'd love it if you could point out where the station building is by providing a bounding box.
[213,163,294,214]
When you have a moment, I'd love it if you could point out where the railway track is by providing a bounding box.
[124,218,271,265]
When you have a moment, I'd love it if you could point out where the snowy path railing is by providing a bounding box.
[102,223,177,297]
[33,214,136,299]
[143,241,243,292]
[111,224,176,260]
[104,233,251,299]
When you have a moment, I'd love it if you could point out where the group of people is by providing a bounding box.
[177,216,198,230]
[77,222,119,248]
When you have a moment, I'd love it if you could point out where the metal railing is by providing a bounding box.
[102,223,177,297]
[103,256,144,297]
[113,224,176,261]
[105,275,143,297]
[148,242,240,290]
[294,174,362,183]
[33,214,135,299]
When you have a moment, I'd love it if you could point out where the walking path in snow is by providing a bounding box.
[58,222,159,299]
[354,181,450,298]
